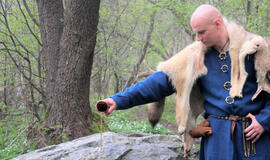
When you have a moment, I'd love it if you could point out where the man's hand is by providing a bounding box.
[189,119,212,138]
[244,113,265,143]
[95,98,117,116]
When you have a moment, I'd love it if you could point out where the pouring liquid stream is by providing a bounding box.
[99,112,103,160]
[96,101,108,160]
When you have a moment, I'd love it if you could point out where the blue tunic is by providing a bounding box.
[111,48,270,160]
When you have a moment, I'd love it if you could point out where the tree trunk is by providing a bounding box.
[37,0,100,145]
[36,0,64,110]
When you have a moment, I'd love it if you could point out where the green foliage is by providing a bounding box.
[89,110,109,134]
[160,96,176,123]
[103,107,173,135]
[0,104,36,160]
[195,143,200,149]
[0,0,43,106]
[218,0,270,36]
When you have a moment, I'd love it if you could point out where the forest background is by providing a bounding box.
[0,0,269,159]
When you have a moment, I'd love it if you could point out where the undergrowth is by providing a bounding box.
[1,95,182,159]
[0,104,36,160]
[104,109,173,135]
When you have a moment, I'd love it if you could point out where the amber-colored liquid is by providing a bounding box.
[97,101,107,160]
[99,112,103,160]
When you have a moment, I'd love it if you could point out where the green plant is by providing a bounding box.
[104,109,173,135]
[0,104,36,160]
[89,110,109,134]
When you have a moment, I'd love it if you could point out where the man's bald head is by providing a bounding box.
[190,4,223,26]
[189,5,228,49]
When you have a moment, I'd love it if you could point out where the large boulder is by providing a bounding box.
[12,132,199,160]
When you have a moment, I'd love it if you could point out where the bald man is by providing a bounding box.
[190,5,227,50]
[96,4,270,160]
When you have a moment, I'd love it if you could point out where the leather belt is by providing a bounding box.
[208,114,256,157]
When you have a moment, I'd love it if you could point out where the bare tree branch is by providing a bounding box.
[133,70,155,84]
[17,0,42,46]
[1,42,45,97]
[22,0,39,26]
[148,42,170,60]
[0,3,38,60]
[148,0,195,40]
[123,11,156,89]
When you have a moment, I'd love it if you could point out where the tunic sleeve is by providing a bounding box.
[255,91,270,131]
[110,71,175,110]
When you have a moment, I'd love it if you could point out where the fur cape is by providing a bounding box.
[147,19,270,157]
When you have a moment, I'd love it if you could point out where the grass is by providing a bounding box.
[104,109,173,135]
[0,105,36,160]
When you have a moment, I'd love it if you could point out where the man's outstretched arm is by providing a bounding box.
[96,71,175,116]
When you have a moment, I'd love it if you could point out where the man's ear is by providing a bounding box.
[213,18,222,26]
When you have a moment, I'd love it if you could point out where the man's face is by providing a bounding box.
[191,18,218,47]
